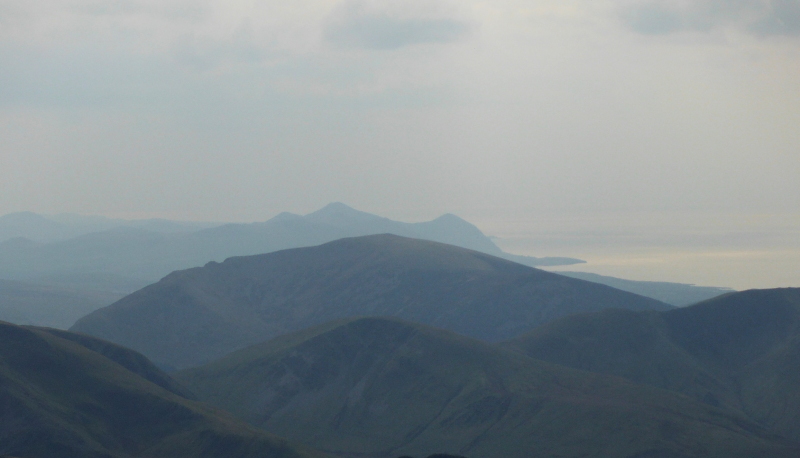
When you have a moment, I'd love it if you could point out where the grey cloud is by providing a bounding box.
[72,0,206,21]
[325,4,468,50]
[621,0,800,36]
[751,0,800,35]
[171,26,268,71]
[622,4,686,35]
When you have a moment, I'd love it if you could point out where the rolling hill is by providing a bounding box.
[504,288,800,441]
[71,234,670,369]
[0,320,322,458]
[176,317,800,458]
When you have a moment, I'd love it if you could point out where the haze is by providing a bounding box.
[1,0,798,290]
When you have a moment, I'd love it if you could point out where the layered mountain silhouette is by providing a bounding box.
[0,211,218,244]
[71,235,670,369]
[0,321,321,458]
[0,204,730,327]
[176,317,799,458]
[504,288,800,441]
[0,203,583,291]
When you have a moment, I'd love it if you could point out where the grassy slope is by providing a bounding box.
[72,234,669,369]
[177,317,798,458]
[505,288,800,441]
[0,321,323,458]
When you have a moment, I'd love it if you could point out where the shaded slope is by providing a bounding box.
[505,288,800,440]
[72,235,669,369]
[177,317,799,458]
[0,321,321,458]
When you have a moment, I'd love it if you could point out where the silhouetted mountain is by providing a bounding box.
[0,321,322,458]
[176,317,799,458]
[72,235,669,369]
[0,203,584,294]
[0,279,124,329]
[505,288,800,441]
[0,212,218,244]
[556,271,734,306]
[0,212,71,243]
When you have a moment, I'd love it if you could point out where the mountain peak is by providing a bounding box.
[306,202,358,215]
[305,202,387,225]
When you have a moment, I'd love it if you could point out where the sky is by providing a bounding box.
[0,0,798,288]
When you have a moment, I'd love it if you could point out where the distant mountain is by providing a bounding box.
[556,271,734,306]
[0,211,219,243]
[0,212,72,243]
[0,279,124,329]
[176,317,799,458]
[72,235,670,370]
[504,288,800,441]
[0,203,584,292]
[0,321,321,458]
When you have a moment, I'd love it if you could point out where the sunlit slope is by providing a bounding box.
[72,234,669,369]
[0,321,322,458]
[177,317,799,458]
[505,288,800,441]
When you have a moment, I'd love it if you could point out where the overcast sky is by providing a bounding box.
[1,0,798,223]
[1,0,798,288]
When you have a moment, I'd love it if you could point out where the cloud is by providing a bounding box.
[751,0,800,35]
[620,0,800,36]
[324,0,469,50]
[621,3,686,34]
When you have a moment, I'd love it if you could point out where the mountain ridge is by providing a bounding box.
[0,320,323,458]
[504,287,800,441]
[176,316,800,458]
[71,234,669,370]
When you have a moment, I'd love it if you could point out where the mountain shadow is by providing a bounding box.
[176,317,799,458]
[504,288,800,441]
[0,321,322,458]
[71,234,669,369]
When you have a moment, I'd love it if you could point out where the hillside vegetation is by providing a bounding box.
[177,317,799,458]
[0,321,322,458]
[505,288,800,441]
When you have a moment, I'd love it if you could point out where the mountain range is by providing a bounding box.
[0,320,320,458]
[0,203,583,290]
[0,204,732,332]
[176,316,800,458]
[71,234,670,370]
[504,288,800,441]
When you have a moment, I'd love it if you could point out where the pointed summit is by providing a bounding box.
[304,202,389,227]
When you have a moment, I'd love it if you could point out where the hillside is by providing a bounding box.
[176,317,799,458]
[0,321,322,458]
[71,235,669,369]
[505,288,800,441]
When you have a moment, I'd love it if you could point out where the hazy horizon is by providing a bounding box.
[1,0,798,291]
